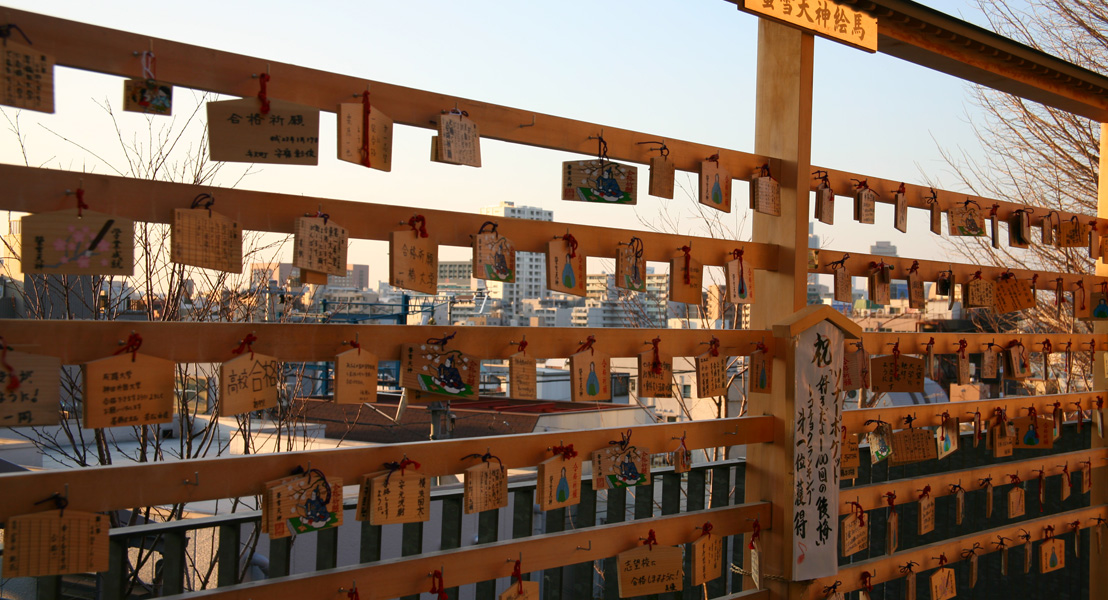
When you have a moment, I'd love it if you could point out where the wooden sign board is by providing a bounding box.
[982,349,999,379]
[400,343,479,401]
[1,510,108,577]
[617,545,683,597]
[894,191,908,232]
[957,351,970,385]
[749,539,763,589]
[691,535,722,586]
[854,188,876,224]
[695,350,727,397]
[123,78,172,115]
[357,471,430,525]
[463,462,507,514]
[1012,415,1054,449]
[669,256,703,304]
[83,353,174,428]
[840,515,868,557]
[294,217,348,277]
[269,474,343,539]
[436,112,481,167]
[1008,486,1025,518]
[1,42,54,113]
[22,209,134,276]
[615,243,646,292]
[207,98,320,165]
[887,511,899,554]
[592,445,650,490]
[956,487,966,525]
[833,268,851,303]
[1041,538,1065,573]
[948,206,986,236]
[536,453,582,511]
[570,349,610,402]
[749,349,772,394]
[740,0,877,52]
[726,256,754,304]
[930,202,943,234]
[1008,345,1032,379]
[930,568,957,600]
[562,160,637,204]
[992,424,1015,458]
[936,418,959,459]
[918,494,935,535]
[699,160,732,212]
[868,270,890,305]
[907,274,925,309]
[995,277,1035,313]
[474,232,516,282]
[870,355,924,393]
[1058,219,1085,247]
[334,347,378,405]
[499,581,540,600]
[171,208,242,273]
[751,173,780,216]
[508,352,537,400]
[841,433,859,479]
[965,279,996,309]
[337,102,393,171]
[841,347,869,391]
[546,239,586,296]
[1012,212,1032,247]
[0,351,61,427]
[889,428,937,466]
[219,352,280,416]
[672,446,691,473]
[1090,292,1108,319]
[638,349,672,398]
[261,475,298,535]
[648,156,675,199]
[867,423,893,463]
[390,229,438,294]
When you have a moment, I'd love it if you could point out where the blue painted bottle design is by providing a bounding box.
[556,467,569,503]
[758,362,767,390]
[711,174,723,204]
[586,362,600,396]
[562,254,576,288]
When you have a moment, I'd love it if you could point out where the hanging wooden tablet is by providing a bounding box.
[1008,485,1025,518]
[260,474,298,535]
[748,348,772,394]
[871,355,924,393]
[171,207,242,273]
[853,181,876,224]
[918,493,935,535]
[908,272,925,309]
[508,352,537,400]
[1008,343,1032,378]
[546,237,586,296]
[1096,400,1104,438]
[948,204,985,236]
[672,440,692,473]
[591,445,649,489]
[390,225,438,294]
[1,510,108,577]
[1009,212,1030,248]
[894,185,908,233]
[615,238,647,292]
[294,216,348,277]
[840,514,868,557]
[436,110,481,167]
[1090,287,1108,319]
[989,206,1001,248]
[983,479,994,518]
[867,263,891,305]
[638,348,673,398]
[536,451,582,512]
[617,544,683,596]
[981,347,998,379]
[473,228,516,283]
[570,347,611,402]
[833,266,852,303]
[889,427,937,466]
[995,275,1035,313]
[358,470,430,525]
[400,342,479,401]
[695,349,727,397]
[21,209,134,276]
[1090,223,1101,259]
[219,352,280,416]
[562,159,637,204]
[905,570,916,600]
[936,417,958,459]
[726,251,754,304]
[929,198,942,234]
[815,179,834,225]
[887,511,899,554]
[964,277,995,309]
[1022,536,1034,573]
[842,346,870,391]
[748,536,762,590]
[648,154,675,199]
[699,158,732,212]
[691,534,723,586]
[954,486,965,524]
[335,346,378,405]
[956,349,970,385]
[1012,415,1054,449]
[670,249,703,305]
[123,78,173,116]
[993,424,1015,458]
[749,164,779,216]
[968,551,978,587]
[0,350,61,427]
[0,41,54,113]
[929,568,956,600]
[866,422,894,464]
[1082,461,1092,493]
[463,461,508,514]
[1058,218,1085,247]
[841,432,859,479]
[337,100,393,171]
[267,472,343,538]
[207,98,320,165]
[1043,213,1057,245]
[83,352,174,428]
[500,581,540,600]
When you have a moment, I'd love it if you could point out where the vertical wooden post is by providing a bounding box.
[1092,121,1108,599]
[747,16,814,600]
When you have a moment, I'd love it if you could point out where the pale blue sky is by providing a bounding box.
[2,1,1028,283]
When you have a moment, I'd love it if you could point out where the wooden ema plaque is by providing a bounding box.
[1008,344,1032,379]
[337,102,393,171]
[691,534,722,586]
[1058,219,1085,247]
[726,255,754,304]
[854,187,876,224]
[434,112,481,167]
[965,279,996,309]
[207,98,320,165]
[956,351,970,385]
[83,353,173,428]
[400,343,479,401]
[592,445,650,490]
[1,510,108,577]
[0,351,61,427]
[815,183,834,225]
[751,172,780,216]
[1090,291,1108,319]
[841,347,869,391]
[463,461,507,514]
[888,428,937,466]
[260,475,297,535]
[22,209,134,276]
[1041,538,1065,573]
[219,353,280,416]
[669,254,703,305]
[870,355,924,393]
[266,473,343,539]
[508,352,537,400]
[840,514,868,557]
[887,511,899,554]
[617,544,683,596]
[955,487,965,525]
[841,433,860,479]
[749,349,772,394]
[294,217,348,277]
[995,277,1035,313]
[570,349,610,402]
[1008,485,1026,517]
[357,470,429,525]
[473,232,516,283]
[648,155,675,199]
[833,268,851,303]
[699,160,731,212]
[867,423,893,463]
[918,494,935,535]
[1012,415,1054,449]
[868,268,890,305]
[929,567,956,600]
[390,228,438,294]
[546,238,586,296]
[695,350,727,397]
[948,205,986,236]
[929,201,942,234]
[894,190,908,232]
[982,349,999,379]
[499,581,539,600]
[123,78,172,115]
[171,208,242,273]
[907,273,925,309]
[334,347,378,405]
[638,349,672,398]
[936,417,959,459]
[562,159,637,204]
[615,242,646,292]
[536,453,582,511]
[1,42,54,113]
[992,423,1015,458]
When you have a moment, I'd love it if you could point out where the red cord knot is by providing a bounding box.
[511,559,523,594]
[701,522,713,538]
[1071,520,1081,534]
[642,529,658,550]
[1009,474,1021,485]
[257,72,271,115]
[972,270,983,280]
[885,491,896,513]
[896,182,906,194]
[231,333,258,359]
[650,337,663,374]
[853,178,870,191]
[1076,280,1087,310]
[75,188,89,217]
[908,260,919,275]
[989,203,1000,217]
[935,553,948,567]
[113,332,143,362]
[361,90,373,168]
[0,337,19,391]
[408,215,428,238]
[679,245,692,284]
[708,337,720,357]
[748,518,760,548]
[706,153,720,164]
[918,485,931,500]
[576,335,596,355]
[551,444,578,460]
[1097,396,1104,410]
[382,457,420,484]
[348,339,361,355]
[1044,525,1055,540]
[847,501,866,526]
[956,339,968,359]
[861,571,874,592]
[1031,273,1040,289]
[429,570,447,600]
[1000,269,1015,281]
[516,339,528,354]
[561,233,578,258]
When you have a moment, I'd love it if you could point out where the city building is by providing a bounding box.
[870,241,898,257]
[249,263,370,290]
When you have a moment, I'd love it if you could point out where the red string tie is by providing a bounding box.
[708,337,720,357]
[348,339,361,355]
[680,245,692,284]
[897,182,906,194]
[885,491,896,514]
[429,570,447,600]
[848,501,866,526]
[748,518,760,548]
[908,260,919,275]
[854,178,869,191]
[707,153,720,165]
[408,215,429,238]
[1009,474,1021,485]
[361,90,373,168]
[1064,463,1072,489]
[257,72,271,115]
[939,411,950,441]
[972,270,983,280]
[956,339,968,359]
[511,560,523,594]
[936,554,948,567]
[642,529,658,551]
[1044,525,1055,540]
[989,203,1000,217]
[231,333,258,359]
[701,522,714,538]
[1077,280,1087,310]
[890,341,901,380]
[732,248,745,290]
[1097,396,1104,410]
[861,571,873,592]
[561,233,578,258]
[0,337,19,392]
[650,337,663,375]
[383,457,421,484]
[347,585,359,600]
[918,485,931,500]
[516,339,528,354]
[75,188,89,217]
[576,335,596,355]
[551,444,578,460]
[113,332,143,362]
[1031,273,1039,289]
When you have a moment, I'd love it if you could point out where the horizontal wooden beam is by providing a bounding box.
[840,447,1108,514]
[858,332,1103,354]
[810,504,1108,598]
[0,416,771,524]
[154,502,768,600]
[842,391,1103,432]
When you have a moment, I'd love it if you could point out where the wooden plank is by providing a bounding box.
[859,332,1102,354]
[0,416,771,525]
[151,503,768,600]
[842,390,1102,431]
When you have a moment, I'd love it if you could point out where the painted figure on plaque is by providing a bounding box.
[1048,544,1060,568]
[595,164,625,200]
[962,212,982,235]
[1023,423,1041,446]
[1095,298,1108,318]
[435,356,465,393]
[618,454,642,483]
[586,363,601,396]
[556,467,570,503]
[563,254,576,288]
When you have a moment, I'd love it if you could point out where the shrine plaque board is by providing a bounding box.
[562,160,637,204]
[751,173,781,216]
[690,534,722,586]
[337,102,393,171]
[870,355,924,393]
[122,78,172,115]
[0,351,61,427]
[1008,486,1025,518]
[437,112,481,167]
[1,510,108,577]
[390,229,438,294]
[499,581,539,600]
[695,350,727,397]
[400,343,479,401]
[699,160,732,212]
[638,349,673,398]
[570,349,611,402]
[1012,415,1054,449]
[840,514,869,557]
[726,256,754,304]
[546,238,586,296]
[617,545,684,596]
[207,98,320,165]
[22,209,134,276]
[615,242,646,292]
[936,418,959,459]
[995,277,1035,313]
[463,462,508,514]
[358,471,430,525]
[334,347,378,405]
[1041,538,1065,573]
[171,208,242,273]
[749,349,772,394]
[83,353,174,428]
[888,428,937,466]
[508,352,537,400]
[219,353,280,416]
[591,445,650,490]
[1,42,54,113]
[294,217,348,277]
[269,474,343,539]
[930,568,957,600]
[854,188,876,224]
[841,433,860,479]
[919,494,935,535]
[669,256,703,304]
[473,232,516,283]
[648,155,675,199]
[948,206,985,236]
[536,453,582,511]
